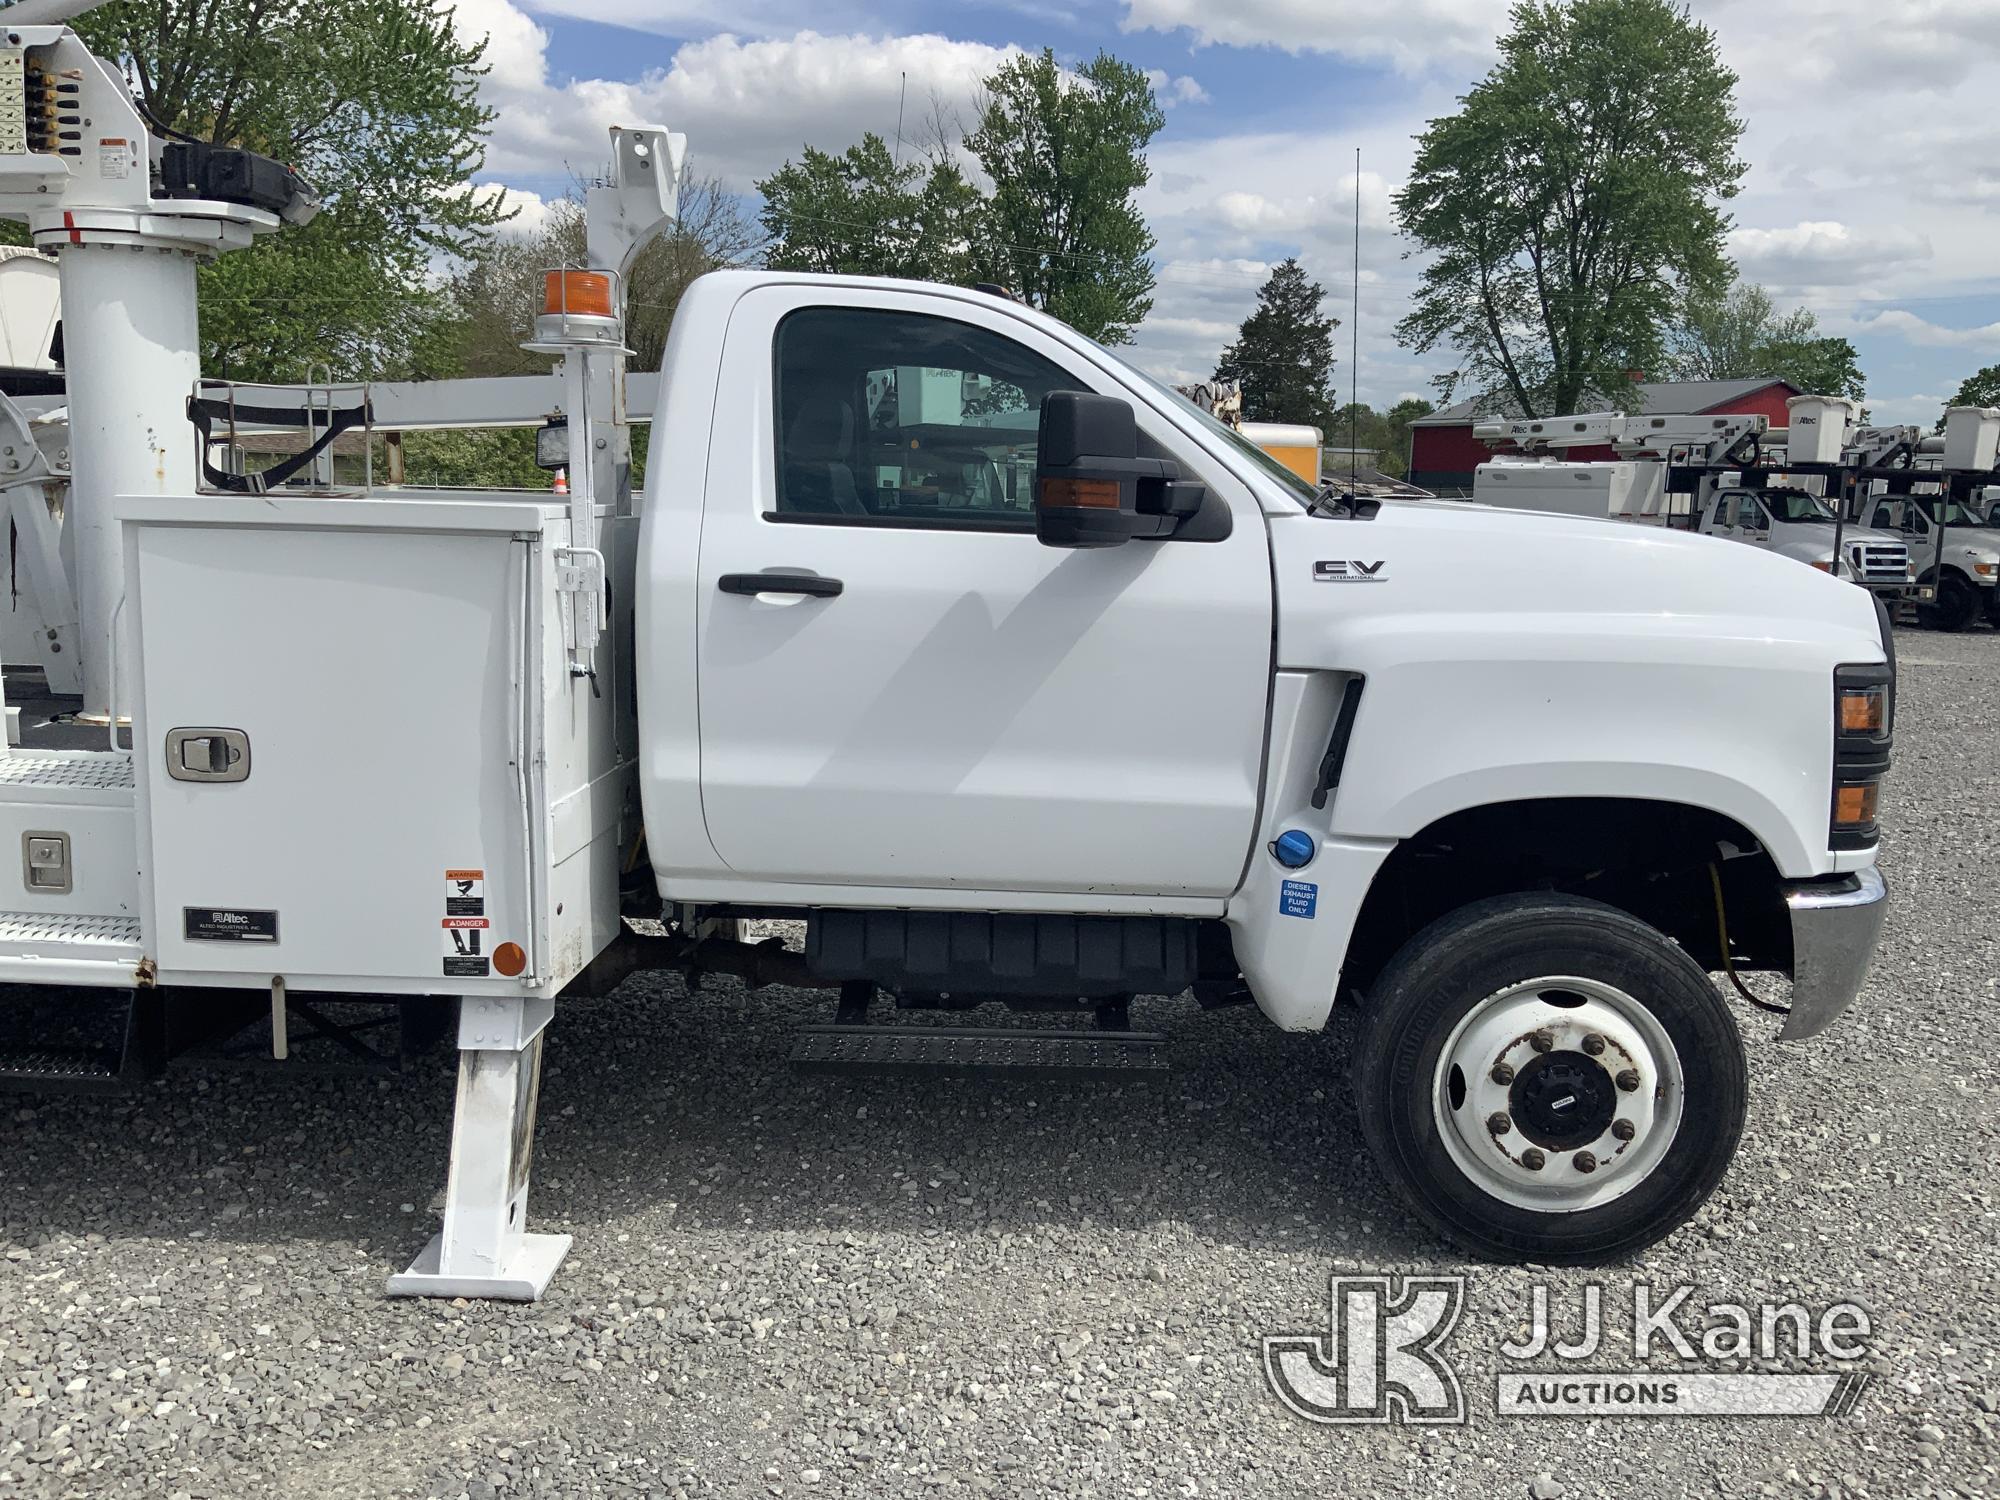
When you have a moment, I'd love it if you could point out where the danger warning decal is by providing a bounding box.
[445,869,485,917]
[443,916,490,977]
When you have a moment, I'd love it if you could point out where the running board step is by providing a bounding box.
[790,1025,1168,1081]
[0,991,164,1095]
[0,1044,125,1093]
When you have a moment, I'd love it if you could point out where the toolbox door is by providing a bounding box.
[130,521,539,986]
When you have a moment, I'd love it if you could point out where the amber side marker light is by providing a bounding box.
[493,941,528,978]
[1040,477,1121,509]
[1839,686,1887,735]
[1833,782,1880,829]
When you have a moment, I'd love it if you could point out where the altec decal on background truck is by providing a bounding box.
[0,20,1893,1301]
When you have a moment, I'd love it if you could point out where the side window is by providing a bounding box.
[772,306,1080,530]
[1738,496,1769,531]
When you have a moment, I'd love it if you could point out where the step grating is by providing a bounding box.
[0,751,136,791]
[0,1046,120,1081]
[0,911,143,949]
[791,1024,1169,1081]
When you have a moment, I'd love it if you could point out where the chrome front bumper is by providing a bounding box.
[1778,865,1888,1040]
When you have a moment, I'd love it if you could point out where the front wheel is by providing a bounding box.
[1917,572,1978,631]
[1352,894,1746,1264]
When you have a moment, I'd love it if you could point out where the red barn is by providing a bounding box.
[1407,377,1802,494]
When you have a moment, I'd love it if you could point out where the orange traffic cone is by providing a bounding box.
[553,467,569,495]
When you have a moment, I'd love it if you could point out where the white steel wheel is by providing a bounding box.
[1431,976,1684,1212]
[1353,893,1747,1265]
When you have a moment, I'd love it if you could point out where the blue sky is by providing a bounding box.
[455,0,2000,425]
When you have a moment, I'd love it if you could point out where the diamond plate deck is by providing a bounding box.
[0,751,136,792]
[0,910,142,951]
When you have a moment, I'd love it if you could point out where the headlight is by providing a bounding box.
[1838,683,1887,735]
[1831,664,1893,850]
[1976,561,1998,577]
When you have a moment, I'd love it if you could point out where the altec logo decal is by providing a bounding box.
[1314,559,1387,583]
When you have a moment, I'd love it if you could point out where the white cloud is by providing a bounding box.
[1864,391,1952,426]
[489,185,559,238]
[1121,0,1509,72]
[1842,310,2000,351]
[451,5,1017,190]
[1212,174,1398,239]
[1726,221,1932,289]
[1143,68,1211,107]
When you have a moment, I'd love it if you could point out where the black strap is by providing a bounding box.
[186,393,374,494]
[1310,677,1366,811]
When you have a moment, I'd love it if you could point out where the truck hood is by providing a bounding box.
[1931,524,2000,563]
[1269,498,1887,670]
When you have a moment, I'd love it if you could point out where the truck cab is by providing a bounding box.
[1696,485,1914,596]
[635,271,1894,1265]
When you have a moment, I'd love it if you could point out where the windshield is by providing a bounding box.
[1764,491,1836,523]
[1090,341,1320,508]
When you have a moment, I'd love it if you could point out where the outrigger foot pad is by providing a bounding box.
[388,1230,571,1302]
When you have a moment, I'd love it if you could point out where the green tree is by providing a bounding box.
[1669,283,1864,399]
[758,133,987,284]
[1214,259,1338,428]
[1947,365,2000,417]
[1324,397,1436,476]
[1394,0,1745,417]
[1384,397,1436,475]
[966,49,1164,343]
[74,0,505,382]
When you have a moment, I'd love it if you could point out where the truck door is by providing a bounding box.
[1734,494,1772,547]
[691,286,1273,899]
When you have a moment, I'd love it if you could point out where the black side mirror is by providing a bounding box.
[1034,391,1206,549]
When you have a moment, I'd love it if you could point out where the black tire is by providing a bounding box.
[1352,893,1746,1265]
[1917,572,1977,632]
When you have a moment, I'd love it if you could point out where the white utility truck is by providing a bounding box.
[0,15,1894,1298]
[1472,410,1920,597]
[1861,495,2000,630]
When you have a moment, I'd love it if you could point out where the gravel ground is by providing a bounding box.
[2,626,1995,1500]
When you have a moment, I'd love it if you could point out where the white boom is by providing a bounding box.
[1474,410,1767,467]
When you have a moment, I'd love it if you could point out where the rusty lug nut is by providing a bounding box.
[1490,1062,1515,1085]
[1521,1148,1546,1171]
[1611,1119,1637,1141]
[1573,1150,1597,1173]
[1615,1069,1641,1092]
[1486,1111,1512,1136]
[1581,1032,1606,1056]
[1529,1032,1554,1053]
